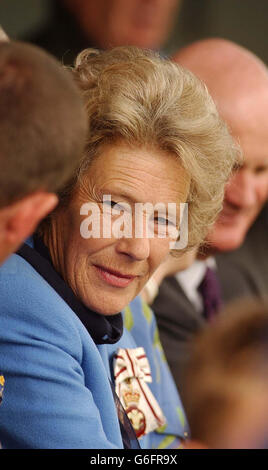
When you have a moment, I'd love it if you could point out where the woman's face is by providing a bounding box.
[51,142,189,315]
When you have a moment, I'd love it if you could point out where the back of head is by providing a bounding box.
[173,38,268,121]
[184,299,268,448]
[0,40,87,208]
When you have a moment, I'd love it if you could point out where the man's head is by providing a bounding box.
[63,0,181,50]
[183,299,268,449]
[174,39,268,252]
[0,40,87,264]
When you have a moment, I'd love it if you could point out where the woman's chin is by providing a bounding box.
[84,294,134,316]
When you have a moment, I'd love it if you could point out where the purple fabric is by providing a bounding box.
[198,267,223,321]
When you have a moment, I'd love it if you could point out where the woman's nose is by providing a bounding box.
[115,235,151,261]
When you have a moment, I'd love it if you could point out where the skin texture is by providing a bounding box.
[174,38,268,253]
[0,192,58,265]
[45,141,190,315]
[65,0,181,50]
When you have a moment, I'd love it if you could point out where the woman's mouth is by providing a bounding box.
[94,265,137,288]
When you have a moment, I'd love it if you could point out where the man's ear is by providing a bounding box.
[0,192,58,259]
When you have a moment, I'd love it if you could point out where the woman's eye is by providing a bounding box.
[103,200,127,213]
[154,216,176,228]
[151,216,178,239]
[103,200,117,208]
[154,217,168,226]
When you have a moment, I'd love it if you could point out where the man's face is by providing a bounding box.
[102,0,180,49]
[207,107,268,252]
[72,0,180,50]
[54,142,189,315]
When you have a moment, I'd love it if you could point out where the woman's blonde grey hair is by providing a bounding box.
[63,46,238,250]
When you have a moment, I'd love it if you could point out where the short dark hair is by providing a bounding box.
[183,298,268,444]
[0,40,87,208]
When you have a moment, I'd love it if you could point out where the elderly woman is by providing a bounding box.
[0,47,236,449]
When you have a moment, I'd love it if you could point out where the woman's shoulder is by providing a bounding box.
[0,252,61,307]
[0,252,47,299]
[0,252,84,349]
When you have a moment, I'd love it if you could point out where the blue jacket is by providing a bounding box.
[0,239,188,449]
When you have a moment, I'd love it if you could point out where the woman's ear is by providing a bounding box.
[0,192,58,264]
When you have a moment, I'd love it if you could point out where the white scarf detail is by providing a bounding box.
[114,347,166,438]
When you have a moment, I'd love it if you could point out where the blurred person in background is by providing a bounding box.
[183,299,268,449]
[151,38,268,391]
[28,0,182,64]
[0,39,87,265]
